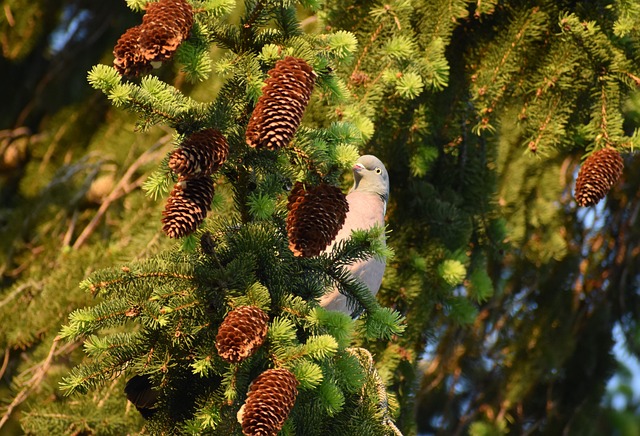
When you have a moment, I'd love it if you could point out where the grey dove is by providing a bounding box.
[320,155,389,315]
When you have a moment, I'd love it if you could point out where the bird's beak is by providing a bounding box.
[353,163,365,172]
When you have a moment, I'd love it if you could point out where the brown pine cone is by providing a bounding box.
[169,129,229,178]
[113,26,152,77]
[246,57,316,150]
[286,182,349,257]
[241,368,298,436]
[574,147,624,207]
[113,0,193,76]
[143,0,193,38]
[215,306,269,363]
[162,176,214,238]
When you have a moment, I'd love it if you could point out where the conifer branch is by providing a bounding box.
[527,96,560,154]
[489,7,539,88]
[347,347,403,436]
[86,270,195,296]
[599,80,610,146]
[352,22,385,80]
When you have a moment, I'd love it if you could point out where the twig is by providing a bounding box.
[0,281,41,310]
[72,134,172,249]
[299,15,317,28]
[0,338,79,429]
[3,4,15,26]
[63,209,80,247]
[0,347,9,381]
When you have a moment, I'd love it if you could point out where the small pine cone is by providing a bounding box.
[162,176,214,238]
[246,57,317,150]
[113,0,193,76]
[241,368,298,436]
[286,182,349,257]
[575,147,624,207]
[215,306,269,363]
[169,129,229,177]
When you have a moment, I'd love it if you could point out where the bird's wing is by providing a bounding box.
[320,191,386,313]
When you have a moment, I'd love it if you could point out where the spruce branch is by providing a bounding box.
[472,6,547,134]
[351,22,386,84]
[347,347,403,436]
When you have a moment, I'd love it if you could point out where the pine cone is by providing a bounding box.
[169,129,229,178]
[113,0,193,76]
[246,57,317,150]
[215,306,269,363]
[113,26,152,77]
[241,368,298,436]
[286,182,349,257]
[162,176,214,238]
[575,147,624,207]
[143,0,193,38]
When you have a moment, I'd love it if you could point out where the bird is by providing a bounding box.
[320,154,389,315]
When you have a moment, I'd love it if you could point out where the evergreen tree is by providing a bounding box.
[1,0,640,435]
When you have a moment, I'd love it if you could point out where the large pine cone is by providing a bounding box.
[215,306,269,363]
[114,0,193,76]
[286,182,349,257]
[113,26,151,77]
[162,176,214,238]
[241,368,298,436]
[169,128,229,178]
[574,147,623,207]
[245,57,316,150]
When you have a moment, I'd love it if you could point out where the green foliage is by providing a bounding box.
[469,420,508,436]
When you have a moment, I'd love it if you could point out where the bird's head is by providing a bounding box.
[351,154,389,202]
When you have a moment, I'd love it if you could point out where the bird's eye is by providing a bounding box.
[375,168,382,174]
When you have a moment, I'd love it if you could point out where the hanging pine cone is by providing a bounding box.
[241,368,298,436]
[169,129,229,178]
[246,57,317,150]
[113,0,193,76]
[113,26,151,77]
[215,306,269,363]
[574,147,624,207]
[162,176,214,238]
[143,0,193,39]
[286,182,349,257]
